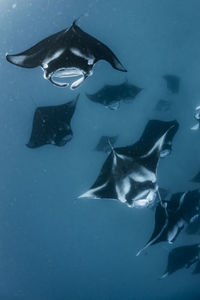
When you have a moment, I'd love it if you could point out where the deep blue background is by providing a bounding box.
[1,0,200,299]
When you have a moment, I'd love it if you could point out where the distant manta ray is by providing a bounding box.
[86,80,142,110]
[79,120,179,209]
[161,244,200,279]
[6,19,127,89]
[27,95,79,148]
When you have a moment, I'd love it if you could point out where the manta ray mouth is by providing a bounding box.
[46,67,90,89]
[133,189,157,208]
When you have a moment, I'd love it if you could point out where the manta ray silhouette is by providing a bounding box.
[161,244,200,278]
[137,189,200,256]
[6,20,127,89]
[27,95,79,148]
[79,120,179,208]
[86,80,142,110]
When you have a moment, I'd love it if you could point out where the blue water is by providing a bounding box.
[1,0,200,299]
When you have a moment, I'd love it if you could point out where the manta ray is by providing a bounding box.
[6,20,127,89]
[86,80,142,110]
[161,244,200,278]
[27,95,79,148]
[79,120,179,208]
[137,189,200,255]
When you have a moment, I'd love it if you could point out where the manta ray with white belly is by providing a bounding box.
[6,20,127,89]
[79,120,179,208]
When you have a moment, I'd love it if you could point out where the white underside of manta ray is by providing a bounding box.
[79,120,179,209]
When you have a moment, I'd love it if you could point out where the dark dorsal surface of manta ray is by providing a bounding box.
[27,95,79,148]
[163,74,180,94]
[137,189,200,256]
[6,20,127,89]
[161,244,200,279]
[154,99,171,113]
[95,135,118,153]
[86,81,142,110]
[79,120,179,208]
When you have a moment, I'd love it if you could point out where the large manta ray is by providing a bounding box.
[79,120,179,208]
[137,189,200,255]
[86,80,142,110]
[161,244,200,279]
[27,95,79,148]
[6,20,127,89]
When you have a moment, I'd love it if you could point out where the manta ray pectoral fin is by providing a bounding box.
[105,54,127,72]
[6,54,28,67]
[191,123,200,130]
[110,57,127,72]
[97,44,127,72]
[6,48,44,68]
[79,181,109,199]
[79,188,100,199]
[6,29,65,68]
